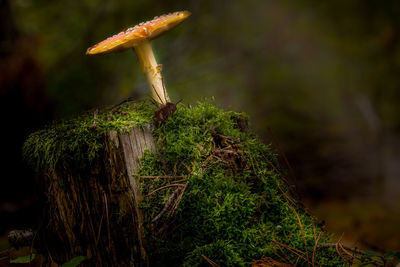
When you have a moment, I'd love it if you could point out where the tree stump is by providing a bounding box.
[37,125,155,266]
[25,100,345,266]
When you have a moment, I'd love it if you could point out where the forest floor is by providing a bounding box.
[304,199,400,252]
[1,199,399,266]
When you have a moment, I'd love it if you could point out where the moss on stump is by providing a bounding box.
[23,99,344,266]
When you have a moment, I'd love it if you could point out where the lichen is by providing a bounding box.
[23,99,345,266]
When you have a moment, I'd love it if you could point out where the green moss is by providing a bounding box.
[23,100,155,171]
[23,99,345,266]
[137,100,344,266]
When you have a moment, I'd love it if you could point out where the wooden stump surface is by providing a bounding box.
[38,125,156,266]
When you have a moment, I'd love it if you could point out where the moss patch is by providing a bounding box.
[23,100,155,171]
[138,100,343,266]
[23,99,344,266]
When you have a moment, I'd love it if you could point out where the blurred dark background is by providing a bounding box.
[1,0,400,252]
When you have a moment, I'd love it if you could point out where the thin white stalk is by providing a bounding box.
[134,40,169,104]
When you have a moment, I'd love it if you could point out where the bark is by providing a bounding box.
[37,125,155,266]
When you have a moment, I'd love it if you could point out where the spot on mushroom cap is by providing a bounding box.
[86,11,191,55]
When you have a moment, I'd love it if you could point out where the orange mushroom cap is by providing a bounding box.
[86,11,191,55]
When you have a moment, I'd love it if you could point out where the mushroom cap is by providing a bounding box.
[86,11,191,55]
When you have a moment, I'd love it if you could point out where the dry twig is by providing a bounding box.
[168,182,189,218]
[312,231,322,266]
[317,243,365,256]
[317,240,384,266]
[151,188,180,223]
[277,185,298,208]
[200,254,221,267]
[271,241,294,265]
[272,239,312,265]
[139,175,184,179]
[288,205,309,260]
[267,128,297,183]
[146,184,184,197]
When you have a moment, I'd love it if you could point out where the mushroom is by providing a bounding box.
[86,11,191,105]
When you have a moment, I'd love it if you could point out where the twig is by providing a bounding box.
[200,254,221,267]
[267,128,297,183]
[273,238,306,255]
[335,234,344,260]
[272,241,294,264]
[262,154,298,198]
[170,179,187,184]
[294,256,300,266]
[272,239,312,265]
[339,243,354,259]
[288,205,309,259]
[311,219,317,240]
[163,218,189,236]
[146,184,184,197]
[139,175,184,179]
[312,231,322,266]
[151,188,180,223]
[272,251,292,266]
[278,184,298,208]
[317,243,365,255]
[110,97,138,110]
[263,155,283,176]
[152,84,164,105]
[318,242,384,266]
[155,182,190,236]
[168,182,189,218]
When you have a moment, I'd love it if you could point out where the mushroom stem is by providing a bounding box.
[134,40,169,105]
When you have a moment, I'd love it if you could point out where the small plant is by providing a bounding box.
[62,256,88,267]
[10,253,36,264]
